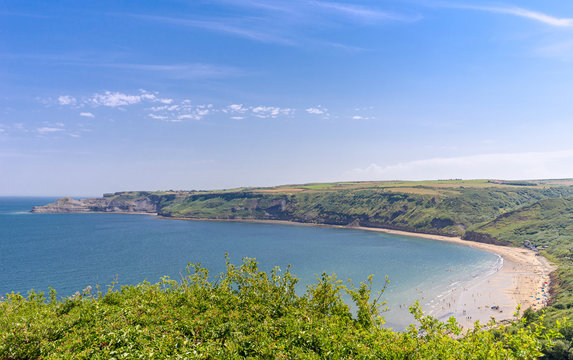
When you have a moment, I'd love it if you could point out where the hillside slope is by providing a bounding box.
[469,197,573,318]
[33,180,573,240]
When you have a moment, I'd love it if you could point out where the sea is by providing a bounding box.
[0,197,500,330]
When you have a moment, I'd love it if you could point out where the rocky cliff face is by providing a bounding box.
[462,231,512,246]
[31,196,159,214]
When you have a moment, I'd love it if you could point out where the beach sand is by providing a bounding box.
[352,226,555,329]
[162,217,555,330]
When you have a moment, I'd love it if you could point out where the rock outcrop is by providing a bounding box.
[31,196,159,214]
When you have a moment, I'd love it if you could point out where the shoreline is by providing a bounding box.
[37,211,556,329]
[31,211,158,216]
[160,217,555,329]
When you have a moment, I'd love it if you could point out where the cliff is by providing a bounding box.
[31,181,573,239]
[31,192,177,214]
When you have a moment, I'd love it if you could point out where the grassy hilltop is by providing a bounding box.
[138,179,568,236]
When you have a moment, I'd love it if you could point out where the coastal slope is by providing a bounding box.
[33,180,573,239]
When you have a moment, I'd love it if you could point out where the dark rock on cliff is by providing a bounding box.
[31,195,159,214]
[462,231,512,246]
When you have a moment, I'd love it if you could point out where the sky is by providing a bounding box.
[1,0,573,196]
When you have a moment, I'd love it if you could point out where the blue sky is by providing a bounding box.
[1,0,573,196]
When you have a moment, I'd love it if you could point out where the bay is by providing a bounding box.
[0,197,499,330]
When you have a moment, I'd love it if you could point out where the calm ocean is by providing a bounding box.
[0,197,499,330]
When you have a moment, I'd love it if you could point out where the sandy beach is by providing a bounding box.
[352,226,555,329]
[162,217,555,329]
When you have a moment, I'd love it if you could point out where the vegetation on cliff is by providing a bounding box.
[468,197,573,358]
[157,181,573,238]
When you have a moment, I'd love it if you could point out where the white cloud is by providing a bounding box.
[306,106,327,115]
[37,127,64,134]
[150,105,180,112]
[58,95,76,105]
[157,97,173,104]
[133,4,417,52]
[312,1,412,22]
[134,15,295,46]
[80,112,95,118]
[179,108,209,120]
[91,91,157,107]
[148,101,212,121]
[347,150,573,181]
[449,4,573,27]
[227,104,248,113]
[89,90,172,108]
[231,116,244,120]
[148,113,168,120]
[196,108,210,116]
[252,106,293,118]
[352,115,374,120]
[178,114,201,120]
[0,128,5,133]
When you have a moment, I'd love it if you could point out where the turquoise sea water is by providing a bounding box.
[0,197,499,330]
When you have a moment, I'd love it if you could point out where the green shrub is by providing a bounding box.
[0,257,560,359]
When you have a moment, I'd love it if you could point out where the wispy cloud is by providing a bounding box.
[91,91,151,107]
[48,90,374,123]
[131,14,294,45]
[148,103,213,122]
[129,1,418,48]
[100,62,244,79]
[58,95,77,106]
[311,1,417,22]
[212,0,417,22]
[148,113,168,120]
[252,106,293,118]
[347,150,573,181]
[437,3,573,28]
[351,114,374,120]
[306,105,329,117]
[225,104,249,113]
[37,127,65,134]
[306,106,326,115]
[2,52,243,80]
[91,90,172,107]
[51,90,174,111]
[222,103,294,119]
[207,0,296,13]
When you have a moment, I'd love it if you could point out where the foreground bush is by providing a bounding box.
[0,258,559,359]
